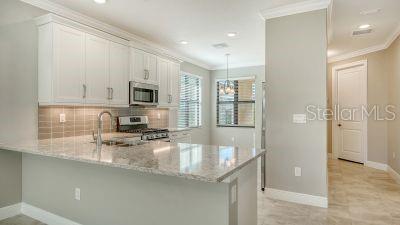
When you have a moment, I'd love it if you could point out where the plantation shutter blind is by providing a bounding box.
[178,73,202,128]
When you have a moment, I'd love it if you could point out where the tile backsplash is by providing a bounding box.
[38,106,169,140]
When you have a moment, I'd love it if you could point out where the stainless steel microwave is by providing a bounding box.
[129,81,159,106]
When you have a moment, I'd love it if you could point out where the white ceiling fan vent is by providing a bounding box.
[352,29,373,36]
[213,43,229,49]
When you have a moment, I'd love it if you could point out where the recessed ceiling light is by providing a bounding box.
[227,32,237,37]
[94,0,107,4]
[359,24,371,29]
[179,40,188,45]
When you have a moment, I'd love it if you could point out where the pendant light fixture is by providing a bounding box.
[219,53,235,95]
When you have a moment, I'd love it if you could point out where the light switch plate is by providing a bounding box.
[295,167,302,177]
[293,114,307,124]
[75,188,81,201]
[60,113,66,123]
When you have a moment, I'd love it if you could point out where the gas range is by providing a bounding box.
[117,116,169,141]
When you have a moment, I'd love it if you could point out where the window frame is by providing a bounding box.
[178,71,203,129]
[216,76,256,128]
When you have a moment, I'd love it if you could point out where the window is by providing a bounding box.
[178,73,202,128]
[217,78,255,127]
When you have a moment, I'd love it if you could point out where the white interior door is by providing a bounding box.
[333,61,367,163]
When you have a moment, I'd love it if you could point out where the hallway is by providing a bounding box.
[258,159,400,225]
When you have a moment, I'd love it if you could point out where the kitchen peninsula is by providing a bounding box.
[0,136,265,225]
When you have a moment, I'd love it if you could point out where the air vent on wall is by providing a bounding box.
[213,43,229,49]
[352,29,373,36]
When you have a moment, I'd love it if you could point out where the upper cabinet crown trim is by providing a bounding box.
[23,0,210,69]
[35,14,130,46]
[260,0,331,20]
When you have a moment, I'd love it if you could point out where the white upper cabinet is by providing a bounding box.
[37,15,130,107]
[157,58,170,106]
[39,23,85,104]
[109,42,129,106]
[85,34,109,105]
[157,57,180,108]
[130,48,158,85]
[168,62,180,107]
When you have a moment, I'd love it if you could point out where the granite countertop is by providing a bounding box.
[0,135,265,183]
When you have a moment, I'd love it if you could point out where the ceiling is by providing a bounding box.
[5,0,400,69]
[40,0,305,70]
[328,0,400,60]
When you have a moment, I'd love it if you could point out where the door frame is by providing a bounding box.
[332,60,368,163]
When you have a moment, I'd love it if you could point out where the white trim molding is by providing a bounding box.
[20,0,212,70]
[329,22,400,63]
[21,203,81,225]
[260,0,331,20]
[328,44,386,63]
[388,166,400,184]
[265,188,328,208]
[0,203,21,221]
[365,161,388,171]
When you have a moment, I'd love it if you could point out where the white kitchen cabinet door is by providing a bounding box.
[109,42,129,106]
[168,62,181,107]
[85,34,109,105]
[157,58,170,106]
[130,48,158,85]
[52,24,85,103]
[145,53,158,85]
[131,48,146,83]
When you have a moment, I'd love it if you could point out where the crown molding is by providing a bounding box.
[211,62,265,71]
[328,22,400,63]
[384,22,400,49]
[328,44,386,63]
[20,0,212,70]
[260,0,331,20]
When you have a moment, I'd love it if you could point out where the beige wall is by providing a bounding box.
[387,36,400,174]
[265,10,327,197]
[327,50,389,164]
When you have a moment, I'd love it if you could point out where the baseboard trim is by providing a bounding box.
[365,161,388,171]
[0,203,21,221]
[21,203,81,225]
[265,188,328,208]
[388,166,400,184]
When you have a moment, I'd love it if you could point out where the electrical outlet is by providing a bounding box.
[393,152,396,159]
[157,112,161,119]
[295,167,302,177]
[59,113,66,123]
[75,188,81,201]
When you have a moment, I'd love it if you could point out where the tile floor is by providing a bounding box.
[258,159,400,225]
[0,215,45,225]
[2,159,399,225]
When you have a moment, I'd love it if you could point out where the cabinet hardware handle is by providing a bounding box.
[83,84,87,98]
[111,88,114,100]
[144,69,149,80]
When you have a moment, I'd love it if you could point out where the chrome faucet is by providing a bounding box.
[96,110,113,150]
